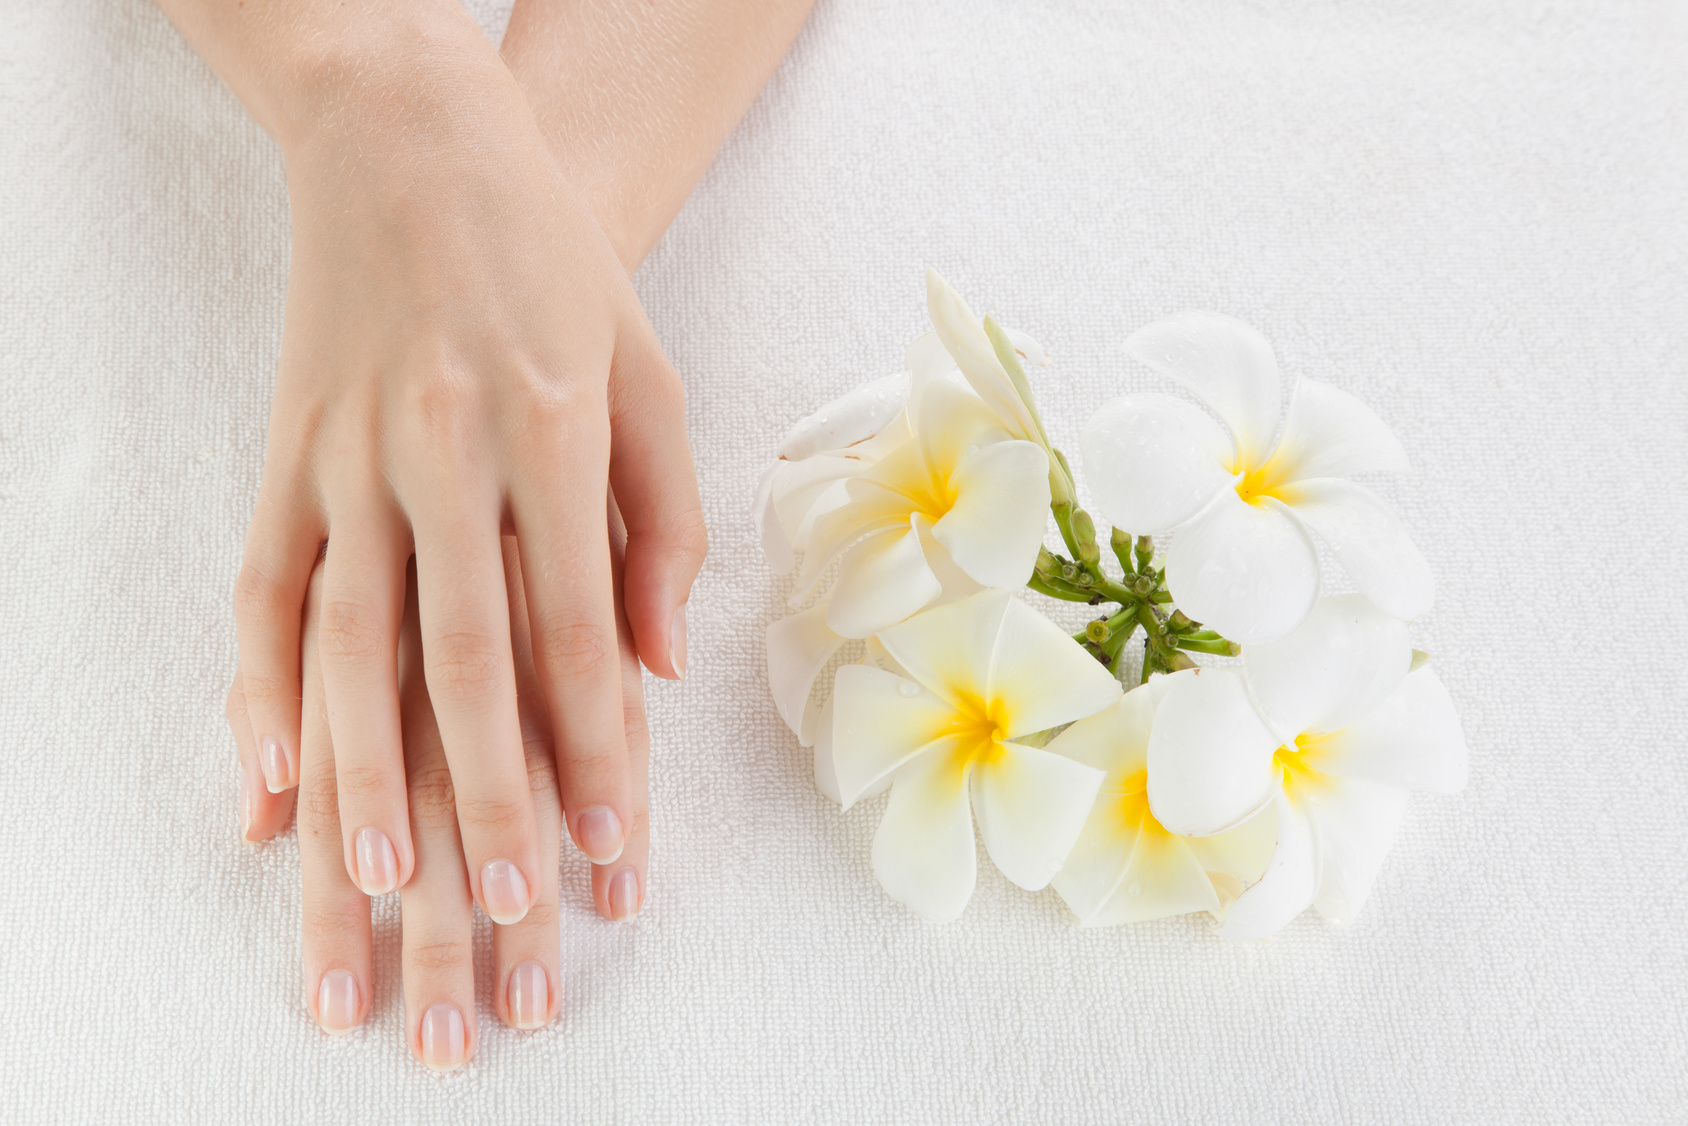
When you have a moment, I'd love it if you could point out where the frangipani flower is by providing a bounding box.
[1146,595,1468,938]
[795,378,1051,639]
[831,590,1121,921]
[1047,675,1275,927]
[1081,312,1432,643]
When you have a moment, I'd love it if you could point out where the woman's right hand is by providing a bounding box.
[222,9,702,928]
[234,529,652,1064]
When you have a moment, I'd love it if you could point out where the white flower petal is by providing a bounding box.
[1147,668,1282,837]
[777,371,911,461]
[1004,327,1048,370]
[913,378,1015,477]
[874,589,1012,710]
[1044,673,1182,774]
[986,595,1123,738]
[1275,478,1434,621]
[871,739,979,921]
[911,515,985,603]
[1049,797,1137,924]
[1243,593,1411,739]
[1184,805,1278,885]
[1080,393,1237,534]
[925,269,1040,441]
[1164,490,1319,643]
[829,665,959,806]
[931,440,1051,589]
[765,604,845,743]
[812,689,842,803]
[1215,794,1317,940]
[1305,778,1410,926]
[824,522,942,639]
[1269,379,1410,482]
[754,459,795,573]
[1312,667,1469,793]
[1123,311,1282,468]
[790,489,909,605]
[1078,829,1222,928]
[971,743,1105,891]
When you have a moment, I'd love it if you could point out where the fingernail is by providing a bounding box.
[238,767,254,842]
[670,603,688,680]
[480,859,531,925]
[260,736,291,793]
[507,961,549,1029]
[316,970,360,1035]
[575,806,624,865]
[420,1003,467,1071]
[355,828,398,895]
[608,867,641,922]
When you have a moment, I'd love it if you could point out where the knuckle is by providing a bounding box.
[524,745,559,797]
[298,777,342,835]
[407,939,472,974]
[225,686,249,726]
[455,794,527,834]
[665,506,710,566]
[302,901,367,948]
[318,599,387,670]
[406,765,458,825]
[559,745,621,781]
[404,374,480,445]
[426,630,506,700]
[622,706,650,754]
[238,672,289,709]
[532,612,612,676]
[512,898,556,930]
[232,563,283,624]
[336,764,393,806]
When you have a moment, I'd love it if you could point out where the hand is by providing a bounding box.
[228,37,701,927]
[234,524,652,1063]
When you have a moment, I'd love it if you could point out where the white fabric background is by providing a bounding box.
[2,0,1684,1121]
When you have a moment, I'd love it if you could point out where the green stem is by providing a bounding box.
[1029,573,1098,603]
[1175,636,1240,656]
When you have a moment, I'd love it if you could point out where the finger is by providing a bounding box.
[493,537,561,1028]
[397,577,478,1071]
[297,564,373,1036]
[594,502,649,922]
[227,667,296,842]
[233,468,324,793]
[410,498,539,927]
[317,498,415,896]
[509,412,631,868]
[607,320,708,681]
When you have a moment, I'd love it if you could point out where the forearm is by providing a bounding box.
[500,0,818,270]
[150,0,525,160]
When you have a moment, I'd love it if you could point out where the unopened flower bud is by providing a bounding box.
[1085,620,1111,644]
[1132,575,1155,596]
[1134,535,1154,569]
[1167,650,1198,671]
[1072,509,1100,565]
[1075,572,1094,588]
[1035,548,1059,579]
[1168,610,1193,632]
[1061,564,1078,582]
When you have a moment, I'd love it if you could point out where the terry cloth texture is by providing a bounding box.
[1,0,1684,1121]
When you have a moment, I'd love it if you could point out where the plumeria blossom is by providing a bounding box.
[1146,595,1468,938]
[1080,312,1432,643]
[830,590,1122,921]
[1047,675,1275,927]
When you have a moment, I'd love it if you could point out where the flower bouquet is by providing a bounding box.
[757,272,1467,937]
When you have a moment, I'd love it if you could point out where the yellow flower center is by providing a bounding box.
[1273,733,1334,796]
[1112,769,1175,843]
[1234,455,1291,507]
[942,690,1011,774]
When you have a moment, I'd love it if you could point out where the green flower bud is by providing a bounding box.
[1134,535,1154,569]
[1167,610,1193,632]
[1072,509,1100,565]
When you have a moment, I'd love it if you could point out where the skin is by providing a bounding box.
[161,0,816,1066]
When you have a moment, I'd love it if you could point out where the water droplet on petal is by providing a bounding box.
[898,681,920,698]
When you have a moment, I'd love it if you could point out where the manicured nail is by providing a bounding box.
[316,970,360,1035]
[260,736,291,793]
[507,961,549,1030]
[670,603,688,680]
[238,767,254,841]
[608,867,641,922]
[480,859,531,925]
[355,828,398,895]
[576,806,624,865]
[420,1003,466,1071]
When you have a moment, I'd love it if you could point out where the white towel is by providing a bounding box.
[1,0,1683,1120]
